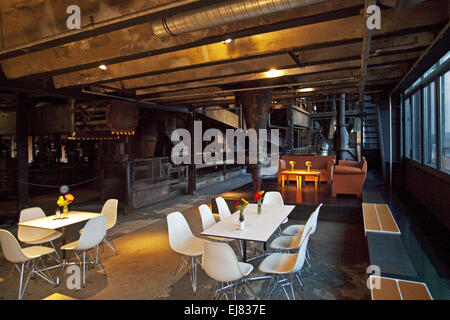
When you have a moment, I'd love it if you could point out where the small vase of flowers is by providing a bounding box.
[306,161,312,172]
[57,193,75,219]
[235,198,248,230]
[289,160,296,171]
[254,191,264,214]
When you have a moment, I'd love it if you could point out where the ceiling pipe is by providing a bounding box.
[152,0,331,38]
[142,76,356,101]
[81,89,191,114]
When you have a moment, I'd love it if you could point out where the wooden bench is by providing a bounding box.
[369,276,433,300]
[362,203,400,235]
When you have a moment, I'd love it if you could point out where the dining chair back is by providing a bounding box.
[76,215,107,251]
[262,191,284,205]
[215,197,231,221]
[18,207,57,243]
[199,204,216,231]
[0,229,28,263]
[101,199,118,230]
[292,227,313,273]
[202,241,243,283]
[167,211,195,254]
[310,203,323,236]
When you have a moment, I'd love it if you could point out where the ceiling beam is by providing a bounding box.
[0,0,363,79]
[0,1,213,60]
[48,0,447,89]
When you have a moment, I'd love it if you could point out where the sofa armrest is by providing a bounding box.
[334,165,363,174]
[327,159,335,184]
[338,160,360,167]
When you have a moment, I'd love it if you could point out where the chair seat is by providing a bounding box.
[61,240,79,251]
[282,224,305,236]
[173,236,207,257]
[258,252,298,274]
[238,262,254,277]
[21,230,62,245]
[269,235,302,250]
[22,246,55,260]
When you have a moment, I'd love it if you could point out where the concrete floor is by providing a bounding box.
[0,173,370,300]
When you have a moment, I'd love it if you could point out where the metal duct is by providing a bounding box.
[152,0,330,37]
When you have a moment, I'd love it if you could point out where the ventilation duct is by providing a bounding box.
[152,0,330,38]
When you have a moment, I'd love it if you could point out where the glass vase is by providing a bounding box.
[63,205,69,218]
[257,201,262,214]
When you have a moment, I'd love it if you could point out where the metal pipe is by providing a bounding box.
[152,0,330,38]
[81,89,191,114]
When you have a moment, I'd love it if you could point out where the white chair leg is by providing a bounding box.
[82,251,86,288]
[103,238,118,254]
[17,263,25,300]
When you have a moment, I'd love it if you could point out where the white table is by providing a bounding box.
[201,203,295,262]
[18,211,101,260]
[18,211,101,230]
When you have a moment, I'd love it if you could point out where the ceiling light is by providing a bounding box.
[98,65,107,70]
[297,87,316,92]
[265,69,284,78]
[222,38,233,44]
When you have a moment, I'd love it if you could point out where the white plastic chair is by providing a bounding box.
[167,211,207,294]
[79,199,118,254]
[258,227,312,300]
[262,191,288,231]
[269,207,317,252]
[101,199,118,254]
[202,241,258,300]
[0,229,56,299]
[18,207,62,261]
[215,197,232,221]
[199,204,243,257]
[282,203,323,237]
[61,215,107,287]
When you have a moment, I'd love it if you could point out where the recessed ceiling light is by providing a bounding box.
[98,65,107,70]
[265,69,284,78]
[222,38,233,44]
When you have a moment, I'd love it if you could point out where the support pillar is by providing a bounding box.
[16,94,29,214]
[236,89,272,193]
[333,93,349,163]
[286,105,294,153]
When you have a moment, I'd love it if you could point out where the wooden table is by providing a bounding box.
[280,169,321,190]
[201,203,295,262]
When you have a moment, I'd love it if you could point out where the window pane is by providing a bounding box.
[412,90,422,161]
[405,97,412,158]
[441,71,450,173]
[424,81,436,167]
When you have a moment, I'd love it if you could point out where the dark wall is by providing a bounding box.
[402,159,450,230]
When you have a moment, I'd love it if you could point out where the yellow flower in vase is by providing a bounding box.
[289,160,296,171]
[306,161,312,172]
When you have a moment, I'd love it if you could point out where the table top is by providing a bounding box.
[281,169,321,176]
[200,203,295,242]
[18,211,101,230]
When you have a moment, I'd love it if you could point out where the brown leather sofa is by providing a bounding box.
[278,155,335,184]
[332,157,367,198]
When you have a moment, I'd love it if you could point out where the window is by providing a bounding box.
[412,90,422,162]
[404,97,412,158]
[440,70,450,173]
[423,81,436,167]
